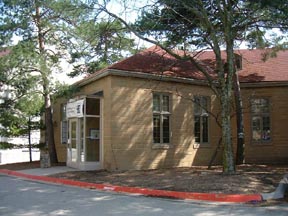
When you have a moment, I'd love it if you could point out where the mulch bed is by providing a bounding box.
[1,162,287,197]
[0,161,41,170]
[0,161,65,170]
[49,164,288,194]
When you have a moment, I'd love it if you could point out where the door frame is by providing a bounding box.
[67,118,79,165]
[66,97,103,170]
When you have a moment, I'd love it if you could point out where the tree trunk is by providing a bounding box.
[35,4,58,164]
[221,1,237,174]
[28,117,32,163]
[233,72,245,165]
[44,93,58,164]
[221,93,236,174]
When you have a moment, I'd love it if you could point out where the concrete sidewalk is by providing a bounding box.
[17,166,77,176]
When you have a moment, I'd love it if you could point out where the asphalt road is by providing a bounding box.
[0,175,287,216]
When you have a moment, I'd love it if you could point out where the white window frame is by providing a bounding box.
[61,104,68,144]
[194,96,209,145]
[251,98,271,143]
[152,93,171,145]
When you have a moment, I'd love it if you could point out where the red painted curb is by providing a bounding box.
[0,169,262,203]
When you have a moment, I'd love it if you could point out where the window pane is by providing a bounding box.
[162,95,170,112]
[252,98,269,113]
[153,115,161,143]
[201,97,208,113]
[61,120,68,144]
[194,97,201,114]
[194,96,208,115]
[262,116,270,141]
[153,94,160,112]
[260,99,269,113]
[71,121,77,139]
[252,116,261,141]
[251,99,261,113]
[61,104,67,120]
[251,98,271,143]
[163,115,170,143]
[194,116,200,143]
[86,98,100,115]
[202,116,209,143]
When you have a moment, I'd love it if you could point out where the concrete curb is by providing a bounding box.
[261,174,288,200]
[0,169,262,203]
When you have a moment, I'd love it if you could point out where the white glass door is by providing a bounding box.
[70,119,78,162]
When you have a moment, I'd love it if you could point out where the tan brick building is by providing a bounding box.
[52,46,288,170]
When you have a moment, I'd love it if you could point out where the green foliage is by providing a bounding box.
[134,0,287,50]
[253,0,288,31]
[0,92,43,138]
[0,141,44,150]
[0,44,44,138]
[0,0,91,152]
[0,142,15,149]
[52,82,80,99]
[67,19,137,77]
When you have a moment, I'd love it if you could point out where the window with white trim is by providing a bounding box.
[153,93,171,144]
[194,96,209,144]
[61,104,68,144]
[251,98,271,142]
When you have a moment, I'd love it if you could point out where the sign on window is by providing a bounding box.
[66,99,84,118]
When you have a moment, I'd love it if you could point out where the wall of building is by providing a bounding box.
[241,86,288,164]
[53,74,288,170]
[53,97,69,162]
[108,76,288,170]
[108,75,222,170]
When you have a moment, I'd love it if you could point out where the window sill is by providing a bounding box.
[152,143,173,149]
[193,143,211,149]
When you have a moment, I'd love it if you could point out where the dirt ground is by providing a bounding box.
[0,161,65,170]
[1,162,287,195]
[51,164,288,194]
[0,161,41,170]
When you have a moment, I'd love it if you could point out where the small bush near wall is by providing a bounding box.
[0,142,15,149]
[0,142,44,150]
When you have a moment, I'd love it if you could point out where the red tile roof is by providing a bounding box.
[239,49,288,82]
[197,49,288,82]
[79,46,288,85]
[109,46,214,80]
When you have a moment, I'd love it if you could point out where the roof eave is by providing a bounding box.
[241,81,288,88]
[74,69,288,89]
[75,69,210,87]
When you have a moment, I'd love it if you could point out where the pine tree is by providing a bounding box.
[0,0,91,163]
[67,19,137,77]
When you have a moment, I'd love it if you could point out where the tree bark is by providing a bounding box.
[233,71,245,165]
[221,0,236,174]
[28,117,32,163]
[35,3,58,163]
[221,93,235,174]
[44,94,58,163]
